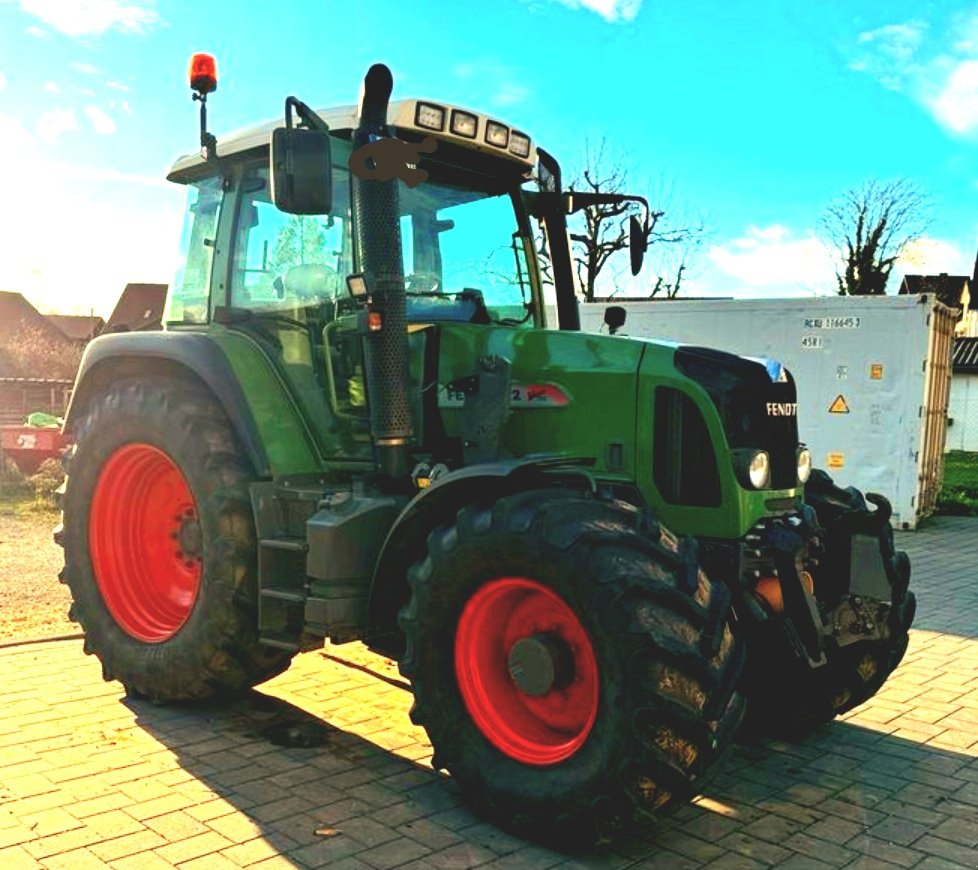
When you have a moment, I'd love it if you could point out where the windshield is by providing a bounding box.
[398,178,533,324]
[227,137,535,325]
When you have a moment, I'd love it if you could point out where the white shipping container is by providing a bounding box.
[579,295,956,529]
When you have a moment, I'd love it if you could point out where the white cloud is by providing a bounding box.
[928,60,978,133]
[2,0,159,37]
[849,13,978,135]
[0,112,36,151]
[25,23,47,37]
[106,80,130,92]
[849,21,928,91]
[749,224,790,243]
[549,0,641,21]
[704,225,970,299]
[84,104,116,134]
[0,112,181,317]
[0,72,6,90]
[43,81,60,93]
[71,61,99,75]
[454,59,532,110]
[708,225,836,293]
[493,82,530,107]
[897,236,970,274]
[36,107,78,142]
[857,22,927,58]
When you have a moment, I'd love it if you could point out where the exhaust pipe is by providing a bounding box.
[351,63,413,480]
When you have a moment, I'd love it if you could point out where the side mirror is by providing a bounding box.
[604,305,626,335]
[629,214,647,276]
[270,126,332,215]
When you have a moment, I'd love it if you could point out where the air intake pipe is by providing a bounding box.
[351,63,413,480]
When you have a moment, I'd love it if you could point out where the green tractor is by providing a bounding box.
[56,58,915,843]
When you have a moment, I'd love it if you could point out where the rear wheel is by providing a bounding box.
[740,470,915,735]
[399,489,744,845]
[60,376,292,701]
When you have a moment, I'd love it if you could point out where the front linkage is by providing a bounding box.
[705,469,916,735]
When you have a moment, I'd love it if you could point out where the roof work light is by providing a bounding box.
[189,53,217,95]
[188,53,218,160]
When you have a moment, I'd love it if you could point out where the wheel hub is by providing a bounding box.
[89,443,202,643]
[454,577,600,766]
[176,514,202,560]
[507,633,573,696]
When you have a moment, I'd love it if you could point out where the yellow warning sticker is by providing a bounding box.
[828,394,850,414]
[826,452,845,469]
[870,363,884,380]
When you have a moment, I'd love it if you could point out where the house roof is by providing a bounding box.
[953,336,978,373]
[0,291,65,343]
[46,314,105,342]
[105,283,167,332]
[899,274,970,314]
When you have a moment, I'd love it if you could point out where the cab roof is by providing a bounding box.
[167,99,535,182]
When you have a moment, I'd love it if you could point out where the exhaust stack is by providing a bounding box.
[351,64,414,480]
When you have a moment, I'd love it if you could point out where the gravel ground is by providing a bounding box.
[0,501,75,643]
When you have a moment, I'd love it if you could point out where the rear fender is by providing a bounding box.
[63,332,270,477]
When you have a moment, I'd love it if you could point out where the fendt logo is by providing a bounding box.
[766,402,797,416]
[348,136,438,188]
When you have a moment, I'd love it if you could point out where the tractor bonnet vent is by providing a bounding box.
[653,386,721,507]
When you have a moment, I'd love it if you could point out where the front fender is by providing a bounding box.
[366,455,596,651]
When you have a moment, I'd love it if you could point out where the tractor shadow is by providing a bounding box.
[124,653,540,866]
[116,517,978,866]
[124,644,978,869]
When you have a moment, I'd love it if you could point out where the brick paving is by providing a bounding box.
[0,516,975,869]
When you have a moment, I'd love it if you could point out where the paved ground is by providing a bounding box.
[0,517,976,870]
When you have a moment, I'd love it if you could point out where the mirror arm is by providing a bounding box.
[284,96,330,134]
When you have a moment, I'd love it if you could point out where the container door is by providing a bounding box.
[916,302,956,519]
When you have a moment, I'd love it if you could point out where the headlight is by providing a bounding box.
[415,102,445,131]
[485,120,509,148]
[748,451,770,489]
[450,110,478,139]
[797,446,812,484]
[509,131,531,158]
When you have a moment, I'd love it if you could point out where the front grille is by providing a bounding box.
[674,346,798,489]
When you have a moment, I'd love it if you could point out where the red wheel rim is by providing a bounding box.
[455,577,599,765]
[89,443,202,642]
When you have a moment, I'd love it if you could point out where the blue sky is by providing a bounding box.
[1,0,976,315]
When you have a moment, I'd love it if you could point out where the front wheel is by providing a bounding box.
[399,489,744,845]
[59,376,293,701]
[740,470,915,736]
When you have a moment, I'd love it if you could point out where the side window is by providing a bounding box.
[230,142,352,312]
[165,175,223,324]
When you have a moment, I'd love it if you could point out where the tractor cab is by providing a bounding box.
[165,100,543,331]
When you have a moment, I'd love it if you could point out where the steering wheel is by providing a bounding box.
[405,272,442,295]
[280,263,341,301]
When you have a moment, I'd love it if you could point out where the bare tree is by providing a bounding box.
[566,140,705,301]
[821,179,931,296]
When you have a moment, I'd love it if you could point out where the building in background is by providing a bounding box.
[104,283,167,333]
[46,314,105,346]
[899,274,974,337]
[948,337,978,452]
